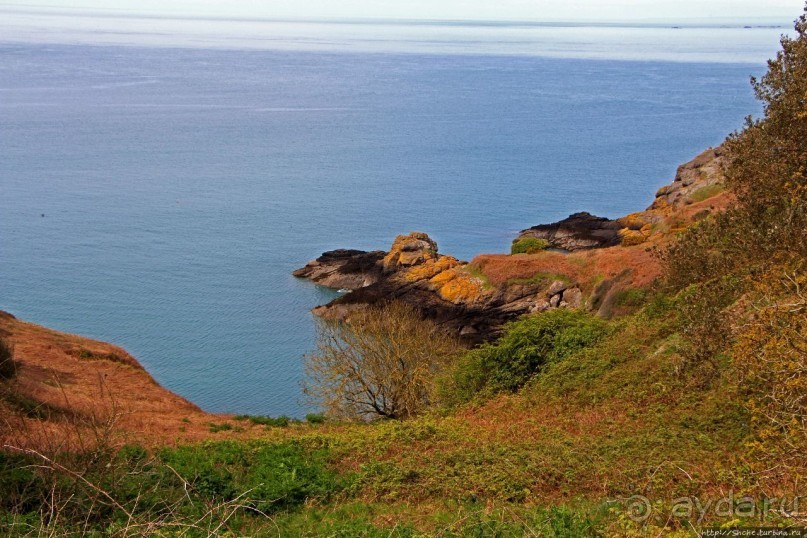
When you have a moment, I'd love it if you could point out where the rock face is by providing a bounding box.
[292,249,385,290]
[650,147,724,209]
[383,232,439,272]
[517,212,622,251]
[515,147,726,251]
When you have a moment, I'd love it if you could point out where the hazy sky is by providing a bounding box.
[5,0,804,22]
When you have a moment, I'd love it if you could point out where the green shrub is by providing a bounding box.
[612,287,648,308]
[540,506,600,538]
[306,413,326,424]
[0,452,44,514]
[0,439,348,534]
[511,237,549,255]
[208,421,234,432]
[439,310,608,405]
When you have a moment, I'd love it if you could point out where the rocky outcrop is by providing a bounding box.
[295,232,586,342]
[292,249,385,290]
[517,212,622,251]
[383,232,439,272]
[650,147,724,209]
[295,149,732,342]
[513,147,726,251]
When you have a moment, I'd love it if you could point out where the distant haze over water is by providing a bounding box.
[0,14,777,415]
[0,8,793,62]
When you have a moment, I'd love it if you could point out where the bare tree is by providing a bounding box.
[304,301,462,420]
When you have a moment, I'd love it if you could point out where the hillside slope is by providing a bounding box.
[0,311,228,447]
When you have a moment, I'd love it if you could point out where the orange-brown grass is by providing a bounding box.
[468,183,736,297]
[0,311,269,449]
[473,244,662,291]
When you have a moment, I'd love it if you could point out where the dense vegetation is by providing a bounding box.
[662,9,807,487]
[438,310,608,406]
[1,7,806,536]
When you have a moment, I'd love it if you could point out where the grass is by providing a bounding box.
[0,438,349,535]
[610,287,650,315]
[233,413,327,427]
[0,338,16,380]
[462,264,494,289]
[235,414,297,427]
[505,271,572,287]
[72,347,129,366]
[690,183,725,203]
[0,288,798,534]
[305,413,326,424]
[208,421,235,433]
[511,237,550,255]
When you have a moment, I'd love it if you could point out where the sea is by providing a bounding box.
[0,9,788,416]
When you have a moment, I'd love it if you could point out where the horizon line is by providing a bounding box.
[0,4,795,28]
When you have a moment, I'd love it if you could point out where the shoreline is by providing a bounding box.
[1,146,731,431]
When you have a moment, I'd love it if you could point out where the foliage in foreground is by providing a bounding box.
[1,285,798,535]
[662,7,807,485]
[0,439,346,536]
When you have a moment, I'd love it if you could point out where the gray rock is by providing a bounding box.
[560,287,583,309]
[546,280,569,297]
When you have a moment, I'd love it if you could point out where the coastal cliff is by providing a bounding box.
[0,311,232,446]
[294,147,730,341]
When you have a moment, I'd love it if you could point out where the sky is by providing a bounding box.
[3,0,804,23]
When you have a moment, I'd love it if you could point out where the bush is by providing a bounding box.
[305,413,326,424]
[439,310,608,405]
[659,11,807,487]
[664,9,807,290]
[733,265,807,485]
[0,338,16,380]
[305,301,463,420]
[511,237,550,255]
[0,452,43,514]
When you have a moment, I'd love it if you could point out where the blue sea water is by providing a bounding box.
[0,15,782,415]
